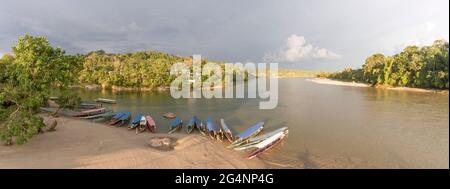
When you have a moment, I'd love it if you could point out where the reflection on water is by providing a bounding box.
[73,78,449,168]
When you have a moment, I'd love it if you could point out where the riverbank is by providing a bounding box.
[309,78,449,93]
[71,84,225,92]
[0,115,265,168]
[72,69,319,91]
[376,85,449,93]
[71,84,169,92]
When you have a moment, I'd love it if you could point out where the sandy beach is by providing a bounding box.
[308,78,370,87]
[309,78,449,93]
[0,115,265,169]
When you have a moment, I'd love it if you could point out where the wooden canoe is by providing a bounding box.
[196,121,207,136]
[246,131,287,159]
[82,111,115,119]
[186,116,198,134]
[117,112,131,126]
[78,102,99,109]
[109,112,125,124]
[145,115,156,133]
[220,119,234,143]
[168,117,182,134]
[135,116,147,134]
[109,118,122,125]
[206,118,221,140]
[234,128,289,151]
[229,122,264,147]
[111,112,126,120]
[128,113,142,129]
[109,112,130,126]
[74,108,108,117]
[95,98,117,104]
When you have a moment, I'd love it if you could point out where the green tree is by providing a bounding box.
[0,54,14,83]
[325,39,449,89]
[0,35,81,144]
[78,50,186,89]
[362,54,386,85]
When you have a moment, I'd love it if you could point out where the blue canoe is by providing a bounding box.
[195,118,206,135]
[206,118,222,140]
[110,112,131,126]
[206,118,216,132]
[112,112,126,120]
[168,117,182,134]
[118,112,131,126]
[186,116,199,134]
[128,113,142,129]
[229,122,264,147]
[120,112,131,121]
[220,119,234,143]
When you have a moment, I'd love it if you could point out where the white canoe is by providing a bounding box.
[234,127,288,150]
[246,131,288,159]
[140,116,147,126]
[234,129,288,151]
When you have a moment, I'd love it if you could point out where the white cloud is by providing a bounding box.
[387,22,449,53]
[264,34,341,62]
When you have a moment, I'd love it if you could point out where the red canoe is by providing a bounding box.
[145,115,156,133]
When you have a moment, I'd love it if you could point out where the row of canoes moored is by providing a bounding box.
[40,107,289,159]
[105,111,289,159]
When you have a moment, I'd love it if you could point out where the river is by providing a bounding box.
[74,78,449,168]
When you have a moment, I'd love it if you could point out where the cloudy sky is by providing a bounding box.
[0,0,448,71]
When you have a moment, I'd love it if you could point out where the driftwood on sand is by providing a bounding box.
[146,137,177,151]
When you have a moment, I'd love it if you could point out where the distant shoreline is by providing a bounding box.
[71,84,168,92]
[309,78,449,94]
[73,77,448,94]
[71,84,225,92]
